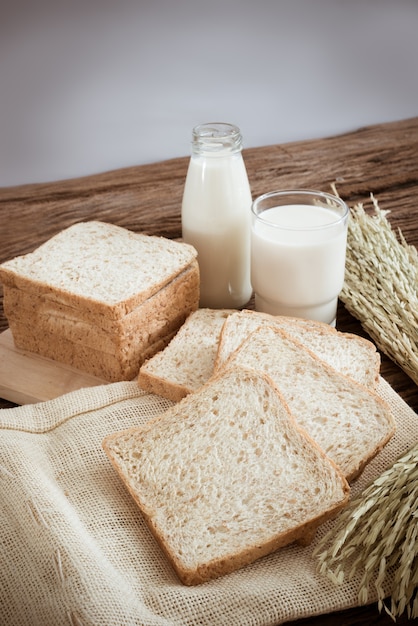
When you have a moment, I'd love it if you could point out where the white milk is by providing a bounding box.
[251,203,348,324]
[182,152,252,308]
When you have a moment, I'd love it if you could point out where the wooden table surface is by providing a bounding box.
[1,116,417,625]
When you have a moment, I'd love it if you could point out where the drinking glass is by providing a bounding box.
[251,190,349,326]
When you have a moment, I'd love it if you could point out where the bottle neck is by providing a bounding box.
[191,122,243,157]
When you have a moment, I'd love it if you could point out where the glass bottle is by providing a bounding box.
[181,122,253,309]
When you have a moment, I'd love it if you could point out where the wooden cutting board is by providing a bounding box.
[0,329,108,405]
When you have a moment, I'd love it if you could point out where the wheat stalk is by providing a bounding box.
[314,442,418,620]
[316,189,418,619]
[337,192,418,386]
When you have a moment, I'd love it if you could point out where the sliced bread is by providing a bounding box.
[2,260,198,335]
[215,310,380,390]
[138,308,234,401]
[219,325,395,481]
[138,308,381,402]
[4,263,198,356]
[8,321,177,381]
[0,221,200,381]
[0,221,198,320]
[103,366,350,585]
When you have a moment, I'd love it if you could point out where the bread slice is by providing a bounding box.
[138,308,380,402]
[215,310,380,390]
[3,263,198,335]
[138,308,234,401]
[0,221,198,320]
[219,325,395,481]
[4,262,199,357]
[103,367,350,585]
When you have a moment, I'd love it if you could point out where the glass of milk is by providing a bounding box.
[251,190,349,326]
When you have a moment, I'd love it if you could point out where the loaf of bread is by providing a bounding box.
[0,221,199,381]
[218,325,395,481]
[103,366,350,585]
[138,308,380,401]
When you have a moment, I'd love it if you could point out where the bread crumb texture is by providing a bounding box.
[103,367,349,585]
[216,310,380,390]
[138,308,234,400]
[222,325,395,480]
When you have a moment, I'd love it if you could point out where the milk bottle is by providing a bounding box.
[181,123,252,308]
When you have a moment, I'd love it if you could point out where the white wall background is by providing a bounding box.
[1,0,417,187]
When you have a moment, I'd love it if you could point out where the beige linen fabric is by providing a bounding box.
[0,377,416,626]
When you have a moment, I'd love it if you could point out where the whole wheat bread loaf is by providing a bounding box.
[219,325,395,481]
[103,366,350,585]
[0,221,200,381]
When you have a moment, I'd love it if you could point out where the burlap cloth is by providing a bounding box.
[0,376,416,626]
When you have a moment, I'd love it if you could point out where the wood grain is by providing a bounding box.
[1,116,417,624]
[0,329,106,404]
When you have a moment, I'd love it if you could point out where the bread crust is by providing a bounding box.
[137,370,191,403]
